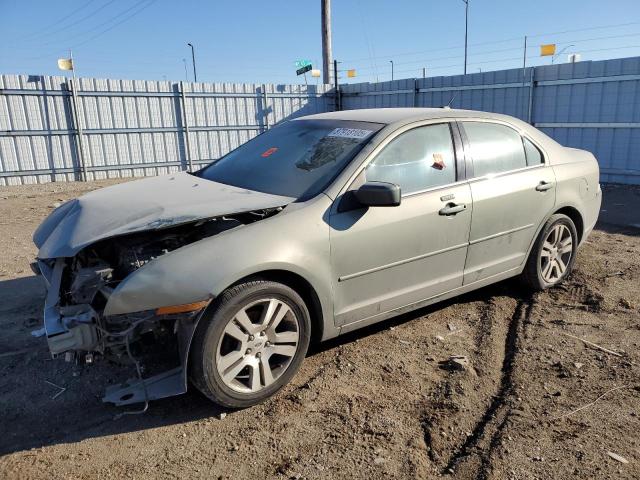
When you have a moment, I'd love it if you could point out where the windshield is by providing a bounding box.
[196,119,383,200]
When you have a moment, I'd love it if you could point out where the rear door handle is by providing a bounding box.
[535,181,554,192]
[439,203,467,216]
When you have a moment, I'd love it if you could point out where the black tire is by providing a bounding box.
[521,213,578,291]
[189,280,311,408]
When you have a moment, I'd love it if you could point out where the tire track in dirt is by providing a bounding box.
[419,415,439,464]
[425,291,536,478]
[419,294,502,472]
[466,297,535,480]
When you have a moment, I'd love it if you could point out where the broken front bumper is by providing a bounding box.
[39,258,99,355]
[36,258,204,406]
[38,258,97,355]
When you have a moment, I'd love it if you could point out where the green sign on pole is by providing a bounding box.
[295,59,312,69]
[296,64,312,76]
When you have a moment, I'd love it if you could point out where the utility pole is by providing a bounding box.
[187,43,197,82]
[390,60,394,81]
[321,0,333,84]
[67,49,88,182]
[522,36,528,82]
[522,36,528,121]
[462,0,469,75]
[422,67,426,79]
[182,58,188,81]
[333,59,341,110]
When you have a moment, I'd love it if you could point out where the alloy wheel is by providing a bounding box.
[215,298,300,393]
[540,223,573,283]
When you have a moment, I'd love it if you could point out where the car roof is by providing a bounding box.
[295,107,565,158]
[296,107,516,126]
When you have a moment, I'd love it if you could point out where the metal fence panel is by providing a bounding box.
[341,56,640,185]
[0,74,333,185]
[2,58,639,186]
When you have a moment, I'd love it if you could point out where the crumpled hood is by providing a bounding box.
[34,172,294,259]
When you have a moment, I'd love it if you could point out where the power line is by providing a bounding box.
[114,29,634,78]
[559,44,640,57]
[347,31,640,73]
[342,20,640,64]
[356,0,379,82]
[16,1,157,60]
[351,45,524,73]
[17,0,99,41]
[354,43,640,81]
[20,0,119,43]
[28,0,152,49]
[71,0,157,48]
[342,35,520,63]
[527,21,640,39]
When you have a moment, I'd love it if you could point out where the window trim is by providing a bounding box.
[457,119,548,181]
[465,161,546,185]
[343,120,462,200]
[451,121,468,181]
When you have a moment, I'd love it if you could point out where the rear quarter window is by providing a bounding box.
[523,137,544,166]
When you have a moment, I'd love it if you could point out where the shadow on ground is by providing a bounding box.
[598,184,640,236]
[594,222,640,237]
[0,274,232,456]
[0,269,529,456]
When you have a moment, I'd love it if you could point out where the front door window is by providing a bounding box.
[365,123,457,194]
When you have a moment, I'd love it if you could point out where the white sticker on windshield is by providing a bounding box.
[327,127,373,139]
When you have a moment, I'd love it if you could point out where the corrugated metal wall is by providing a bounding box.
[0,74,333,185]
[341,56,640,185]
[2,57,639,186]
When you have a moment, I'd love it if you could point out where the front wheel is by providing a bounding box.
[190,280,311,408]
[521,214,578,290]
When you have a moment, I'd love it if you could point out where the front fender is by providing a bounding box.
[103,196,334,333]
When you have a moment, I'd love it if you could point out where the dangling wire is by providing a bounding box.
[114,330,149,419]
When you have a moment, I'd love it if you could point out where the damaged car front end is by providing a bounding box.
[32,172,292,406]
[37,253,206,406]
[32,117,383,409]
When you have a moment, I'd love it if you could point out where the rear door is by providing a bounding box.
[459,120,556,284]
[329,122,472,327]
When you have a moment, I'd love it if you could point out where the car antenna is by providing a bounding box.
[443,93,457,109]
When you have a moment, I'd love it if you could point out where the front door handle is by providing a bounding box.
[439,203,467,216]
[535,181,554,192]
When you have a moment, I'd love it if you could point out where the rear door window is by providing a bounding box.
[462,122,527,177]
[365,123,456,195]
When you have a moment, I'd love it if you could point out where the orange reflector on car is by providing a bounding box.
[155,300,210,316]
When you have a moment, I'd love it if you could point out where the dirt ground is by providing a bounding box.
[0,179,639,480]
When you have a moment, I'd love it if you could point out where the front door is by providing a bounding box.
[459,121,556,284]
[329,122,473,327]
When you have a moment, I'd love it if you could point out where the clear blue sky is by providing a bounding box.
[1,0,639,84]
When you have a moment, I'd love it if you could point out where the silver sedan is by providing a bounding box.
[32,108,602,408]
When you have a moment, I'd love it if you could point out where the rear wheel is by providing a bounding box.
[522,214,577,290]
[190,281,311,408]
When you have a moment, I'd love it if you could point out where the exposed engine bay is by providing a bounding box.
[35,208,282,407]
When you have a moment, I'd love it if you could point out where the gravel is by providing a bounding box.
[1,179,639,479]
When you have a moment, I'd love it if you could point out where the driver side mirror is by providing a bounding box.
[353,181,401,207]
